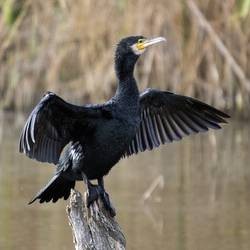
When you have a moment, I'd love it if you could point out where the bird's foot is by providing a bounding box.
[86,184,116,217]
[100,189,116,217]
[86,184,101,207]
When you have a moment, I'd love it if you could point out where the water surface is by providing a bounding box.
[0,113,250,250]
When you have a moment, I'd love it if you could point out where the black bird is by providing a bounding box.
[19,36,229,216]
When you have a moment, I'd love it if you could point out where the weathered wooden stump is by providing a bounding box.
[66,189,126,250]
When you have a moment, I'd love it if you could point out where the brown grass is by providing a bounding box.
[0,0,249,117]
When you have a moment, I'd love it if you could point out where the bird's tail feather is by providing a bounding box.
[28,174,75,204]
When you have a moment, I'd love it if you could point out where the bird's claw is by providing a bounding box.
[100,191,116,217]
[86,184,101,207]
[86,184,116,217]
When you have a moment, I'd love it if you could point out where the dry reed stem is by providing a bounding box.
[0,0,249,116]
[187,0,250,92]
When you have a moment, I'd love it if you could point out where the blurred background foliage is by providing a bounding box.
[0,0,249,117]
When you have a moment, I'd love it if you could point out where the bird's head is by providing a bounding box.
[116,36,166,57]
[115,36,166,79]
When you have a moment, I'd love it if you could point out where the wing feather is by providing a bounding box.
[19,92,104,164]
[124,88,229,157]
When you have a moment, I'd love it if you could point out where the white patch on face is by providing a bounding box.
[131,44,145,55]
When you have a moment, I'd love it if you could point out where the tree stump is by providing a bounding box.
[66,189,126,250]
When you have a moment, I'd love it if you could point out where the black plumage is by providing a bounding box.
[19,36,229,216]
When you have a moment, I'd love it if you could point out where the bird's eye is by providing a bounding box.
[135,38,146,51]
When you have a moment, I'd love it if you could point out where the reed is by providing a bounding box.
[0,0,249,117]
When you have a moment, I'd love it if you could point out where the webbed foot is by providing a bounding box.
[85,180,116,217]
[99,187,116,217]
[86,183,102,207]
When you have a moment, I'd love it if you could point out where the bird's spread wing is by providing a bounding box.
[124,88,230,157]
[19,92,105,164]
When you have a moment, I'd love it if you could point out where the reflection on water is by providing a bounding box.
[0,112,250,250]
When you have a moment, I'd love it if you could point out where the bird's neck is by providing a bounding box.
[114,54,139,100]
[115,76,139,101]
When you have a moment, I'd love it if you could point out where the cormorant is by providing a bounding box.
[19,36,229,216]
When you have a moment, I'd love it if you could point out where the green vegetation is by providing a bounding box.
[0,0,249,117]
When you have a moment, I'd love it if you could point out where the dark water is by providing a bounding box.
[0,112,250,250]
